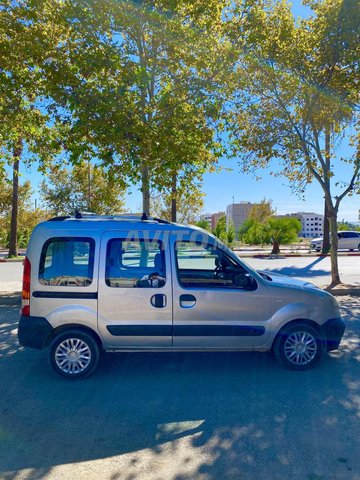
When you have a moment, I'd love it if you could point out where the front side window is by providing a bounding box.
[175,241,255,290]
[106,239,165,288]
[39,237,95,286]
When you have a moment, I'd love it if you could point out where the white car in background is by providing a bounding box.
[310,231,360,251]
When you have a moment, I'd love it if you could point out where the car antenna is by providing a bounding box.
[141,212,148,221]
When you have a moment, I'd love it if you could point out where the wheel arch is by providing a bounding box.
[45,324,103,349]
[271,318,325,351]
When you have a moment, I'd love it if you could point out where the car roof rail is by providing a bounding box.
[48,215,71,222]
[47,211,172,224]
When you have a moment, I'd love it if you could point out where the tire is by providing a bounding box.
[48,329,100,379]
[358,244,360,252]
[273,323,323,370]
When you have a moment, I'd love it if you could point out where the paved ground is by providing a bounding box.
[0,297,359,480]
[0,254,359,293]
[245,256,360,288]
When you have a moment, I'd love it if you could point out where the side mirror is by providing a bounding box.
[244,274,257,291]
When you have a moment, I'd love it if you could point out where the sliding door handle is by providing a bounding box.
[151,294,167,308]
[179,294,196,308]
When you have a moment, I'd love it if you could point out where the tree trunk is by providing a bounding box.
[8,140,22,257]
[271,241,280,255]
[322,201,330,254]
[87,159,91,211]
[321,128,331,254]
[171,172,177,222]
[328,204,341,286]
[141,161,150,216]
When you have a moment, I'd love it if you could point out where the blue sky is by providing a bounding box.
[15,0,360,222]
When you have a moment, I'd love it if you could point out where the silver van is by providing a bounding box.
[18,213,345,378]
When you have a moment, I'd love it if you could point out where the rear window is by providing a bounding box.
[39,237,95,287]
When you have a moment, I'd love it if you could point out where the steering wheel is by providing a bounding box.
[211,257,225,278]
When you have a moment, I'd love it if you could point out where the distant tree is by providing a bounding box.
[337,220,360,232]
[40,162,125,216]
[239,219,270,246]
[0,178,48,249]
[239,217,301,254]
[227,220,236,244]
[212,215,236,246]
[151,177,205,224]
[248,199,275,223]
[196,219,211,231]
[267,218,301,254]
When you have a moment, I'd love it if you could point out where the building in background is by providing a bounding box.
[277,212,324,238]
[226,201,260,231]
[200,213,212,224]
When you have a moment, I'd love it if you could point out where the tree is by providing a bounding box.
[40,162,126,216]
[239,217,301,254]
[28,0,231,215]
[0,178,47,249]
[196,219,211,231]
[227,0,360,286]
[212,215,236,246]
[151,177,204,224]
[239,219,270,246]
[337,220,360,232]
[0,1,60,256]
[266,218,301,255]
[248,198,275,223]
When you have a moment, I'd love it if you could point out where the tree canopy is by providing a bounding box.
[226,0,360,284]
[40,162,126,215]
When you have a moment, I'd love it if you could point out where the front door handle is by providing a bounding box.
[151,294,167,308]
[179,294,196,308]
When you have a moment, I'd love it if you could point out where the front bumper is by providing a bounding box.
[322,317,346,351]
[18,315,54,350]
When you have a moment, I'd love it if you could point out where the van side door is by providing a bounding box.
[172,239,272,348]
[97,230,172,347]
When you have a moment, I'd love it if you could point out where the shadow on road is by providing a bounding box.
[0,298,359,480]
[263,256,330,279]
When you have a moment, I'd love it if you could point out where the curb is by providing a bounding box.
[234,252,360,258]
[0,293,21,305]
[0,258,24,263]
[324,287,360,297]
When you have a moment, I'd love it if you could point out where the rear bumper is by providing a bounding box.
[18,315,53,350]
[322,317,346,351]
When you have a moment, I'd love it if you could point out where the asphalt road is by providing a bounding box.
[0,254,359,292]
[0,297,360,480]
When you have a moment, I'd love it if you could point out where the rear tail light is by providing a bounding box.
[22,257,31,316]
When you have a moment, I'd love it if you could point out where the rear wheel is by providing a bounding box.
[48,329,100,379]
[273,323,323,370]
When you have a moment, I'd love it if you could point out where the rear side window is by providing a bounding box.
[105,238,165,288]
[39,237,95,287]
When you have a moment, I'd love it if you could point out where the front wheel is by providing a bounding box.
[48,329,100,379]
[273,324,323,370]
